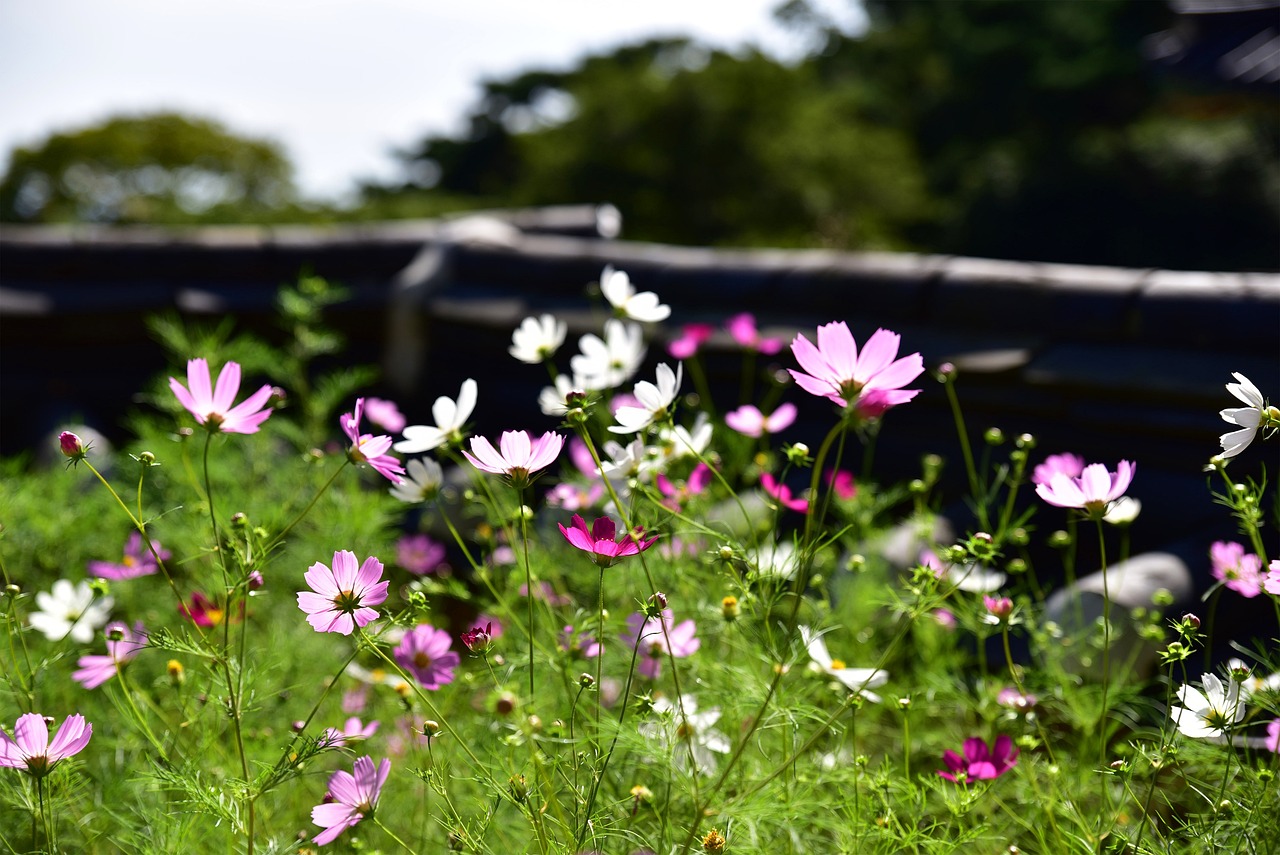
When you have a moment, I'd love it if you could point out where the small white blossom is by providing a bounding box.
[609,363,683,434]
[1219,373,1266,458]
[571,319,646,391]
[799,626,888,702]
[600,265,670,323]
[29,580,113,643]
[395,379,477,454]
[1102,496,1142,525]
[750,539,800,582]
[638,695,730,775]
[389,457,444,503]
[509,314,567,364]
[1172,673,1245,739]
[656,413,713,465]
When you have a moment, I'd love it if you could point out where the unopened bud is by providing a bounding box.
[721,595,740,620]
[508,774,528,803]
[984,427,1005,446]
[167,659,185,685]
[702,828,726,854]
[136,451,157,466]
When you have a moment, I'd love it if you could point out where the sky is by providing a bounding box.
[0,0,866,202]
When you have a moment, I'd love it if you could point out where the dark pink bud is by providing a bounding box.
[59,431,85,458]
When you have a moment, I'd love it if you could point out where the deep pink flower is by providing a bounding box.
[460,622,495,654]
[1265,559,1280,596]
[668,323,715,359]
[1031,452,1085,487]
[656,463,713,511]
[393,624,459,689]
[560,625,601,658]
[179,591,239,627]
[341,398,405,484]
[89,531,169,580]
[297,550,389,636]
[361,397,406,434]
[169,358,273,434]
[826,468,857,500]
[623,609,700,679]
[1211,541,1265,598]
[761,472,808,513]
[1035,460,1135,516]
[58,431,87,461]
[788,322,923,411]
[320,717,380,748]
[937,735,1019,783]
[726,313,783,355]
[396,533,446,575]
[463,430,564,486]
[724,403,797,438]
[559,514,657,567]
[1267,719,1280,754]
[311,755,390,846]
[72,621,147,689]
[0,713,93,777]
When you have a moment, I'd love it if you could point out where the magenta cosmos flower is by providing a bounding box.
[623,609,700,679]
[668,323,715,359]
[393,624,459,689]
[826,468,857,500]
[725,403,797,438]
[727,312,783,354]
[341,398,405,484]
[463,430,564,486]
[297,550,389,636]
[169,358,273,434]
[558,514,657,567]
[72,620,147,690]
[0,713,92,777]
[1035,460,1135,516]
[88,531,169,580]
[1210,541,1265,598]
[311,755,390,846]
[788,322,923,412]
[396,533,446,575]
[656,462,713,511]
[761,472,808,513]
[320,717,380,748]
[937,735,1019,783]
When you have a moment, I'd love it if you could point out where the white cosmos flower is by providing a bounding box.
[395,379,477,454]
[571,319,646,391]
[1220,372,1267,458]
[600,265,670,323]
[389,457,444,503]
[656,413,713,464]
[1172,673,1245,739]
[29,579,113,643]
[510,314,567,364]
[609,363,683,434]
[800,626,888,702]
[750,539,800,582]
[1102,496,1142,525]
[598,438,659,482]
[638,694,730,775]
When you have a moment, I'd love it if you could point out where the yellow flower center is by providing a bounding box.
[830,658,846,671]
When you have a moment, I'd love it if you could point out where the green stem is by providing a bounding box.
[1094,517,1111,827]
[943,376,990,531]
[262,459,350,554]
[374,817,419,854]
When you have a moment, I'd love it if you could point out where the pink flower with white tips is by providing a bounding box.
[463,430,563,487]
[788,322,923,412]
[311,755,390,845]
[0,713,92,778]
[297,550,389,636]
[341,398,405,484]
[169,358,273,434]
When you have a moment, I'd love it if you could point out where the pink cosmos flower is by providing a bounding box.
[726,313,783,355]
[933,608,957,630]
[668,323,715,359]
[0,713,92,777]
[546,480,606,511]
[724,403,797,438]
[463,430,564,486]
[761,472,808,513]
[179,591,238,627]
[1210,541,1265,598]
[1267,719,1280,754]
[997,688,1038,712]
[361,397,406,434]
[559,514,657,567]
[1265,559,1280,596]
[341,398,405,484]
[461,622,495,654]
[937,735,1019,783]
[320,717,380,748]
[1034,460,1135,515]
[393,624,459,689]
[58,431,88,462]
[623,609,700,679]
[788,322,923,411]
[311,755,390,846]
[89,531,169,580]
[342,686,369,714]
[560,625,601,659]
[471,614,504,638]
[1031,452,1085,487]
[72,621,147,689]
[826,468,857,501]
[297,550,389,636]
[982,595,1014,624]
[169,358,273,434]
[656,463,713,511]
[396,533,446,575]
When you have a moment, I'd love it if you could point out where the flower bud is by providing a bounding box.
[702,828,726,854]
[721,595,740,621]
[1015,433,1036,450]
[508,774,528,804]
[136,451,157,466]
[422,720,441,738]
[1182,613,1200,630]
[984,427,1005,446]
[230,512,248,528]
[167,659,185,686]
[247,570,265,591]
[1048,530,1072,549]
[578,672,596,689]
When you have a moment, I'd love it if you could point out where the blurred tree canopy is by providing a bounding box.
[0,113,299,224]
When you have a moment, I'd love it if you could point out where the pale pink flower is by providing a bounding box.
[1264,559,1280,596]
[982,595,1014,624]
[1266,719,1280,754]
[623,609,700,679]
[997,688,1038,712]
[724,403,797,438]
[1031,453,1085,487]
[311,755,390,846]
[463,430,564,486]
[341,398,405,484]
[1034,460,1135,515]
[726,313,783,354]
[546,480,605,511]
[396,533,446,575]
[297,550,389,635]
[933,608,957,630]
[169,358,273,434]
[938,735,1019,783]
[559,514,657,567]
[320,717,380,748]
[0,713,92,777]
[668,323,715,359]
[72,621,147,689]
[787,322,922,411]
[655,463,713,510]
[361,397,405,434]
[393,624,459,689]
[1210,541,1265,598]
[89,532,169,580]
[341,686,369,714]
[761,472,808,513]
[560,625,601,659]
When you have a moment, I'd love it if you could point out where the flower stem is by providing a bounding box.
[1094,516,1112,826]
[374,817,419,854]
[942,375,990,531]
